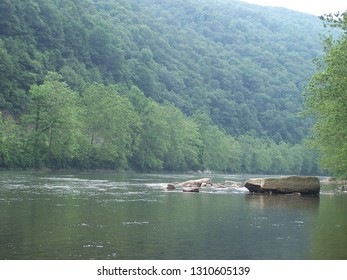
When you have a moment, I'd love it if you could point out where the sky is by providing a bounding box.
[241,0,347,16]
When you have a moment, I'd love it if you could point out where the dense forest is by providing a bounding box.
[0,0,331,174]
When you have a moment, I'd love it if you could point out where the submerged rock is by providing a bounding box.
[164,183,176,190]
[243,176,320,195]
[338,186,347,192]
[224,180,242,188]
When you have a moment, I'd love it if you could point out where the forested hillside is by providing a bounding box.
[0,0,327,174]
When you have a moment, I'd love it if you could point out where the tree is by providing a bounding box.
[81,83,140,169]
[125,87,171,171]
[0,114,30,168]
[193,112,241,172]
[0,113,5,167]
[162,104,203,171]
[134,101,171,171]
[23,72,81,168]
[305,12,347,177]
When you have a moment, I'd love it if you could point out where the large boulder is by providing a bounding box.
[243,176,320,195]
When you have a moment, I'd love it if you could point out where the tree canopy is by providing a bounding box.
[305,12,347,177]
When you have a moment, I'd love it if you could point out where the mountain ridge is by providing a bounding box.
[1,0,326,144]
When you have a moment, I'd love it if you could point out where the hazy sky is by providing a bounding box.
[241,0,347,16]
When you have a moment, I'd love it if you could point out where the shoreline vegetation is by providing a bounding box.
[0,74,322,175]
[0,72,322,175]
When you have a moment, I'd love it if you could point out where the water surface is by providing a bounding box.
[0,171,346,259]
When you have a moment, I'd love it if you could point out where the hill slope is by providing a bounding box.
[0,0,326,144]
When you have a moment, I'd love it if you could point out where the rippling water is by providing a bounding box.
[0,171,346,259]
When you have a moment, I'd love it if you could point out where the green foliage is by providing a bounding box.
[193,113,241,173]
[305,12,347,176]
[21,72,81,168]
[80,83,140,169]
[162,104,203,171]
[0,0,328,174]
[0,113,30,168]
[127,90,171,171]
[0,0,326,143]
[0,72,323,174]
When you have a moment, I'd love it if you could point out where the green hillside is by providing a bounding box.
[0,0,327,173]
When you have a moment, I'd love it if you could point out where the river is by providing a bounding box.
[0,171,346,260]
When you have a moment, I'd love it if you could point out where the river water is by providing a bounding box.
[0,171,346,260]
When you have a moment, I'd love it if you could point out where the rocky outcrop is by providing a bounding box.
[179,178,212,188]
[243,176,320,195]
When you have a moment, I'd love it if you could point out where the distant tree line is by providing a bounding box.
[0,73,322,174]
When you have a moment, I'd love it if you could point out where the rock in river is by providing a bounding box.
[243,176,320,195]
[182,187,200,193]
[164,183,176,190]
[179,178,212,187]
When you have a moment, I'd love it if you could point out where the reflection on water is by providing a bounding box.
[245,194,320,210]
[0,171,346,260]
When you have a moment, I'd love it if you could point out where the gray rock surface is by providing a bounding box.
[243,176,320,195]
